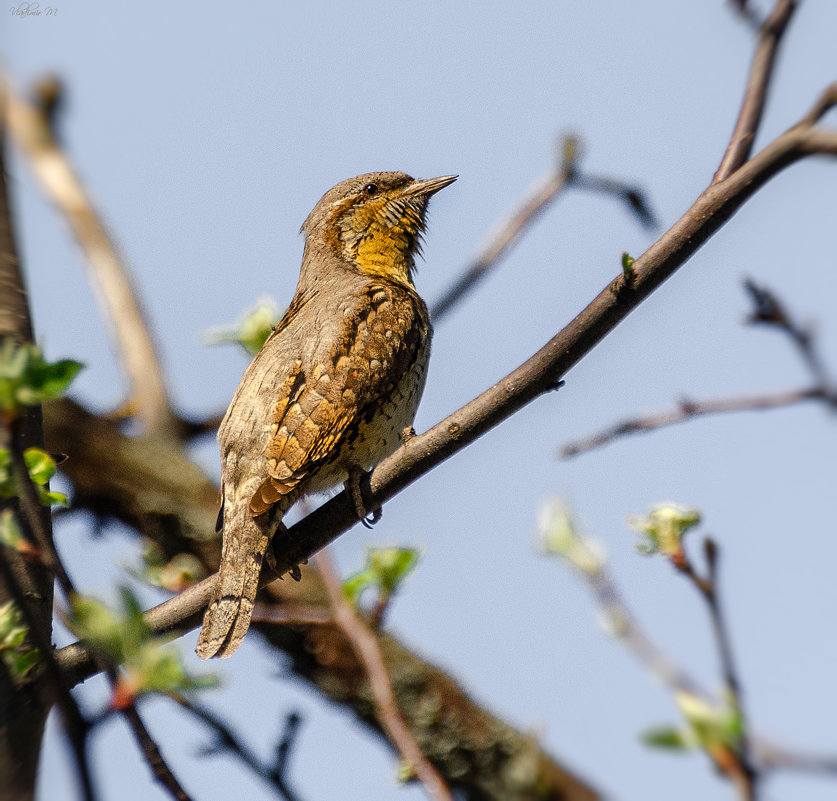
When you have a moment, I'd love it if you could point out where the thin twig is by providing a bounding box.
[5,82,180,440]
[561,276,837,458]
[430,136,656,322]
[120,701,195,801]
[430,137,578,321]
[714,0,798,182]
[677,540,757,800]
[585,557,709,700]
[555,527,837,782]
[728,0,764,31]
[744,279,836,404]
[317,551,454,801]
[174,695,305,801]
[559,388,823,458]
[757,743,837,775]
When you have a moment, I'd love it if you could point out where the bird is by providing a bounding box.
[196,171,456,658]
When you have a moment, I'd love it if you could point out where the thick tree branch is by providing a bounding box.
[45,397,598,801]
[0,92,94,801]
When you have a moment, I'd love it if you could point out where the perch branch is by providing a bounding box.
[55,86,837,681]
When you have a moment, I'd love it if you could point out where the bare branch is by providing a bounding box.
[714,0,798,182]
[559,388,823,458]
[430,137,578,321]
[317,551,453,801]
[5,82,180,440]
[175,697,305,801]
[561,275,837,458]
[55,87,837,683]
[120,702,194,801]
[744,278,836,403]
[757,743,837,775]
[430,136,656,321]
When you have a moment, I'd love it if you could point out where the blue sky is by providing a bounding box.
[5,2,837,799]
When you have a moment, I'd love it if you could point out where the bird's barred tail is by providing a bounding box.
[196,492,269,659]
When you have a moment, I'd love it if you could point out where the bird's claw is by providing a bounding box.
[345,466,382,526]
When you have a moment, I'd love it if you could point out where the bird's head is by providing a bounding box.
[302,172,456,286]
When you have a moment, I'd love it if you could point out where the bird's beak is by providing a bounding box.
[405,175,458,198]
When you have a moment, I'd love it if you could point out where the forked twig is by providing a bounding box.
[175,696,305,801]
[715,0,798,182]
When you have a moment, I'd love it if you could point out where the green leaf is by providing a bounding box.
[539,499,605,576]
[24,448,57,485]
[69,595,127,663]
[675,690,743,753]
[342,547,421,607]
[69,588,217,705]
[621,252,636,284]
[0,601,40,679]
[0,341,83,416]
[367,547,420,593]
[641,725,691,751]
[0,450,13,497]
[342,570,375,606]
[133,542,206,591]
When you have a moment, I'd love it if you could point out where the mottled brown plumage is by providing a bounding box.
[196,171,455,658]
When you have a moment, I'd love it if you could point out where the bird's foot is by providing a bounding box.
[345,466,382,528]
[266,522,303,581]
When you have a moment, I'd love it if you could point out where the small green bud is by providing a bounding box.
[629,503,700,564]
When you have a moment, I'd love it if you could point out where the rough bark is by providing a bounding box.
[0,116,54,801]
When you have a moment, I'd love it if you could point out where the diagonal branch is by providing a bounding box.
[714,0,798,182]
[5,82,180,440]
[56,87,837,683]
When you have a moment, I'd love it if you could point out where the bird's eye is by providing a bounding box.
[363,183,378,196]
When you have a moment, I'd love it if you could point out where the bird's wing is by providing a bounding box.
[249,283,426,517]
